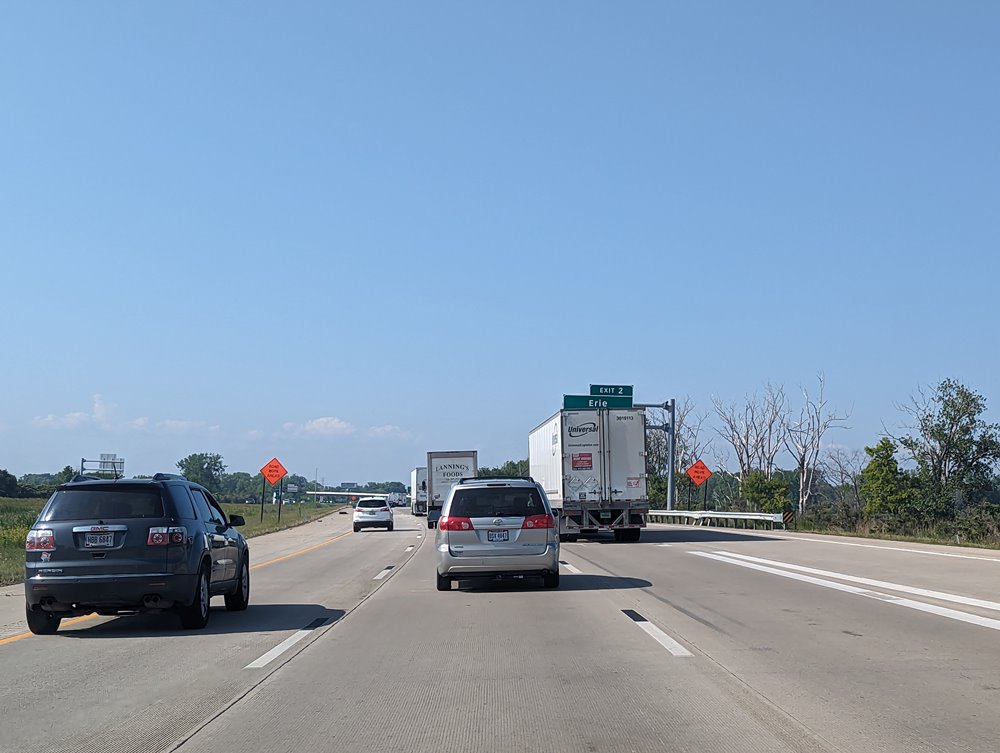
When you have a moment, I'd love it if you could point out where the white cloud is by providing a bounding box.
[123,417,150,430]
[159,419,206,434]
[245,429,265,440]
[34,411,91,429]
[367,424,410,440]
[301,417,356,436]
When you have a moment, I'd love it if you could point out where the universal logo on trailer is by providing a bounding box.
[568,422,598,438]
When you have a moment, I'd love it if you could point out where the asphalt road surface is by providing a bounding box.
[2,512,1000,753]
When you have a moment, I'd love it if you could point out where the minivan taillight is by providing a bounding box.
[522,514,555,529]
[147,526,188,546]
[25,530,55,551]
[439,516,474,531]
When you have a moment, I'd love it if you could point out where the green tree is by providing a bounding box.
[859,438,915,523]
[741,470,789,513]
[177,453,227,492]
[898,379,1000,511]
[57,465,75,483]
[478,459,529,478]
[0,469,17,497]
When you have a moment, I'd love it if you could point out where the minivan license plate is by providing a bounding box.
[487,530,509,542]
[85,533,114,548]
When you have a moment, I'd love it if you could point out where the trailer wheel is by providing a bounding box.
[613,529,624,542]
[626,528,641,542]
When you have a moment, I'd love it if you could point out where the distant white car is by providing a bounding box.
[353,497,394,532]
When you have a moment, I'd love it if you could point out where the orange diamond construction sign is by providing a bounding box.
[260,457,288,486]
[686,459,712,487]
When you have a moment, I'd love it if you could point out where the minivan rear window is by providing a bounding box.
[449,488,546,518]
[42,489,165,521]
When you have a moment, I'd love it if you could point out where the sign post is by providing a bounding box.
[685,460,713,511]
[259,457,289,522]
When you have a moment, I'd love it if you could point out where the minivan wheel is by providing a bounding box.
[543,570,560,589]
[436,572,451,591]
[25,605,61,635]
[225,557,250,611]
[179,566,211,629]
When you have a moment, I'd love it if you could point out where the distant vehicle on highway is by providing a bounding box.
[435,477,559,591]
[24,473,250,634]
[353,497,394,532]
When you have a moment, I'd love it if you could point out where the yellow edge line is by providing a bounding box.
[250,530,352,570]
[0,529,353,647]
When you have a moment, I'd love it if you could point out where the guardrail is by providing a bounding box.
[647,509,786,530]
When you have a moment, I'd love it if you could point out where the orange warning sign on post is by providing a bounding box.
[260,457,288,486]
[685,459,712,487]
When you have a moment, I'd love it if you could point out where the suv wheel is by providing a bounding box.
[387,522,394,532]
[179,565,211,629]
[543,570,560,589]
[436,572,451,591]
[353,524,360,533]
[225,556,250,611]
[25,605,61,635]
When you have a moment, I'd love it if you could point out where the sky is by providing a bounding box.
[2,2,998,484]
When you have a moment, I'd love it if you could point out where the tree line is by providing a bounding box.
[1,453,406,504]
[643,377,1000,544]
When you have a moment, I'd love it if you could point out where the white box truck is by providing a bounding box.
[426,450,478,529]
[410,466,428,515]
[529,408,648,542]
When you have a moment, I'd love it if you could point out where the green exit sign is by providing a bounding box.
[564,394,634,410]
[589,384,633,397]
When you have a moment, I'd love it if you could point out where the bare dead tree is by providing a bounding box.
[784,374,849,514]
[713,383,787,483]
[820,445,864,519]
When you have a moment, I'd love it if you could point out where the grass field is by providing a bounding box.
[0,497,340,587]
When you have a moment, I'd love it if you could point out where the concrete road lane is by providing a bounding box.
[0,509,424,753]
[562,524,1000,753]
[174,531,842,753]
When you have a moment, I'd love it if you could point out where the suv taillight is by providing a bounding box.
[522,514,555,529]
[147,526,188,546]
[25,530,55,551]
[379,507,390,512]
[439,516,474,531]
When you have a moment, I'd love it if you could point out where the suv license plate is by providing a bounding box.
[85,533,115,548]
[487,530,509,542]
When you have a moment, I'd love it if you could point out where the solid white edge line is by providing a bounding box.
[692,552,1000,633]
[373,567,393,580]
[643,523,1000,563]
[244,630,310,669]
[634,620,693,657]
[657,543,672,547]
[561,562,583,574]
[715,550,1000,613]
[405,546,415,552]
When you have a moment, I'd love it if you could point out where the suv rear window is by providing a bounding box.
[42,488,165,521]
[449,488,546,518]
[356,498,384,508]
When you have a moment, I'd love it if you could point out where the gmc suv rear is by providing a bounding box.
[24,473,250,634]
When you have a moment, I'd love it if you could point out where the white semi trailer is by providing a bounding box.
[529,408,648,542]
[426,450,478,529]
[410,466,428,515]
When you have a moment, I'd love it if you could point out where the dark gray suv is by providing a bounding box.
[24,473,250,634]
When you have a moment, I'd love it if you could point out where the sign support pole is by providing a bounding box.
[260,477,266,523]
[666,399,676,511]
[703,475,709,510]
[277,479,283,522]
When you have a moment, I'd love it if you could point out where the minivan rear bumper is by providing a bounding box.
[24,572,198,612]
[437,543,559,578]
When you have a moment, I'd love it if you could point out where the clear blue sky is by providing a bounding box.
[2,2,997,483]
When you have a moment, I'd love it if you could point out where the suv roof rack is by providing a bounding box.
[152,473,186,481]
[458,476,535,484]
[70,474,103,483]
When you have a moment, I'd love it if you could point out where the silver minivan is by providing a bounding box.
[435,477,560,591]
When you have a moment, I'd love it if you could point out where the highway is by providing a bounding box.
[3,510,1000,752]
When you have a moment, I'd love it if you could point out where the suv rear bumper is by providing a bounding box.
[24,572,198,613]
